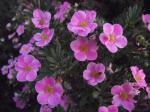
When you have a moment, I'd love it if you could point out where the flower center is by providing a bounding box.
[108,34,116,42]
[79,21,88,27]
[41,33,48,41]
[92,71,101,79]
[39,18,45,25]
[120,91,129,100]
[45,85,54,94]
[24,66,32,72]
[135,75,142,81]
[80,44,89,53]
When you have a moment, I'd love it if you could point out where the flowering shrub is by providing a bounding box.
[1,0,150,112]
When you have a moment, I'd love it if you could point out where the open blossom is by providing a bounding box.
[40,105,52,112]
[67,10,97,37]
[130,66,147,88]
[15,55,41,82]
[111,83,136,112]
[98,105,118,112]
[54,2,71,23]
[83,62,105,86]
[16,24,24,36]
[99,23,127,53]
[70,38,98,61]
[35,77,64,107]
[33,28,54,47]
[142,14,150,31]
[20,43,34,55]
[32,9,51,29]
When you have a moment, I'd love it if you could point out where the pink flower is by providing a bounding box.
[83,62,105,86]
[54,2,71,23]
[70,38,98,61]
[98,105,118,112]
[146,87,150,99]
[130,66,147,88]
[99,23,127,53]
[33,28,54,47]
[20,43,34,55]
[142,14,150,23]
[67,10,97,37]
[32,9,51,29]
[40,105,52,112]
[15,55,41,82]
[111,83,136,112]
[142,14,150,31]
[1,65,9,75]
[16,25,24,36]
[35,77,64,107]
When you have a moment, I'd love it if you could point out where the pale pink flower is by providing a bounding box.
[67,10,97,37]
[20,43,34,55]
[15,55,41,82]
[99,23,127,53]
[1,65,9,75]
[54,2,71,23]
[98,105,118,112]
[33,28,54,47]
[111,83,136,112]
[35,77,64,107]
[130,66,147,88]
[70,38,98,61]
[32,9,51,29]
[60,96,70,112]
[16,25,24,36]
[40,105,52,112]
[146,87,150,99]
[83,62,105,86]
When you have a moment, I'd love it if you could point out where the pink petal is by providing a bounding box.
[98,106,108,112]
[74,10,86,20]
[99,33,108,45]
[89,23,97,32]
[95,64,105,73]
[86,50,97,60]
[48,94,61,107]
[37,93,49,105]
[33,9,43,18]
[130,66,138,75]
[115,36,127,48]
[55,83,64,95]
[142,14,150,23]
[103,23,113,35]
[33,33,42,41]
[26,71,37,81]
[16,72,26,82]
[122,83,132,93]
[35,80,45,93]
[83,70,92,80]
[87,62,95,70]
[70,40,80,52]
[74,52,87,61]
[113,24,123,36]
[148,24,150,31]
[122,100,135,111]
[88,79,97,86]
[111,85,122,95]
[97,73,105,83]
[112,95,121,106]
[86,10,96,22]
[108,105,118,112]
[105,42,118,53]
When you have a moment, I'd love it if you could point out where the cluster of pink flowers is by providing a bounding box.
[142,14,150,31]
[54,2,71,23]
[1,58,17,79]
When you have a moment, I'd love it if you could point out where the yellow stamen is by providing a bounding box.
[135,75,142,81]
[120,91,128,100]
[39,19,45,25]
[79,21,88,27]
[80,44,89,53]
[108,34,116,42]
[92,71,101,78]
[24,66,32,72]
[41,33,48,41]
[45,85,54,94]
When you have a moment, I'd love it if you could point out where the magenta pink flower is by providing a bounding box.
[98,105,118,112]
[111,83,136,111]
[67,10,97,37]
[20,43,34,55]
[70,38,98,61]
[35,77,64,107]
[83,62,105,86]
[130,66,147,88]
[16,25,24,36]
[54,2,71,23]
[15,55,41,82]
[33,28,54,47]
[32,9,51,29]
[146,87,150,99]
[40,105,52,112]
[99,23,127,53]
[142,14,150,31]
